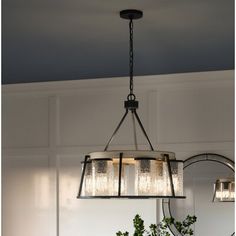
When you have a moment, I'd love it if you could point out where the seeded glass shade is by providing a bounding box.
[135,158,157,195]
[213,178,235,202]
[169,161,184,196]
[78,151,185,199]
[83,161,93,196]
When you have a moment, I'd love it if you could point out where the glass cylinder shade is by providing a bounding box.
[78,151,185,198]
[83,161,93,196]
[135,158,157,195]
[171,161,184,196]
[163,161,184,196]
[213,178,235,202]
[155,161,165,195]
[92,159,113,196]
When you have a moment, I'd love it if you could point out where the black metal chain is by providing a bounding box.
[128,19,135,101]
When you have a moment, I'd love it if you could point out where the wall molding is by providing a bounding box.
[2,70,234,95]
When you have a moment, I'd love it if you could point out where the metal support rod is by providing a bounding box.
[133,110,154,151]
[118,152,123,196]
[165,154,176,197]
[104,109,129,151]
[212,183,216,202]
[77,155,90,198]
[131,110,138,150]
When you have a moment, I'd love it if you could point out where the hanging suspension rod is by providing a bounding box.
[133,110,154,151]
[104,109,129,151]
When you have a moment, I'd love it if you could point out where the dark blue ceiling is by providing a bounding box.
[2,0,234,84]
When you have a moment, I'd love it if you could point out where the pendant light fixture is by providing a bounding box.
[77,9,185,199]
[213,178,235,202]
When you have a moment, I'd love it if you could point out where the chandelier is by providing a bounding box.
[77,9,185,199]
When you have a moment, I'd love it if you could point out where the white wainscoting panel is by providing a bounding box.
[158,87,234,144]
[58,90,148,147]
[2,96,50,148]
[2,155,56,236]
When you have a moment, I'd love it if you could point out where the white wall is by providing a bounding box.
[2,70,234,236]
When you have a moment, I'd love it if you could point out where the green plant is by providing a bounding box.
[174,215,197,235]
[116,214,197,236]
[116,231,129,236]
[133,214,145,236]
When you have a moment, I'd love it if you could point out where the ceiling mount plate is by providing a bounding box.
[120,9,143,20]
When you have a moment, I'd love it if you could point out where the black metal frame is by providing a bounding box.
[104,109,128,151]
[78,155,90,197]
[162,153,235,236]
[79,196,186,199]
[118,153,123,196]
[165,154,176,197]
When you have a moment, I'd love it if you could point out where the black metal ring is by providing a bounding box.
[127,93,136,101]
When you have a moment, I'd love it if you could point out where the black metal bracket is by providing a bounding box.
[104,109,129,151]
[165,154,176,197]
[124,100,139,110]
[118,153,123,196]
[104,100,154,151]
